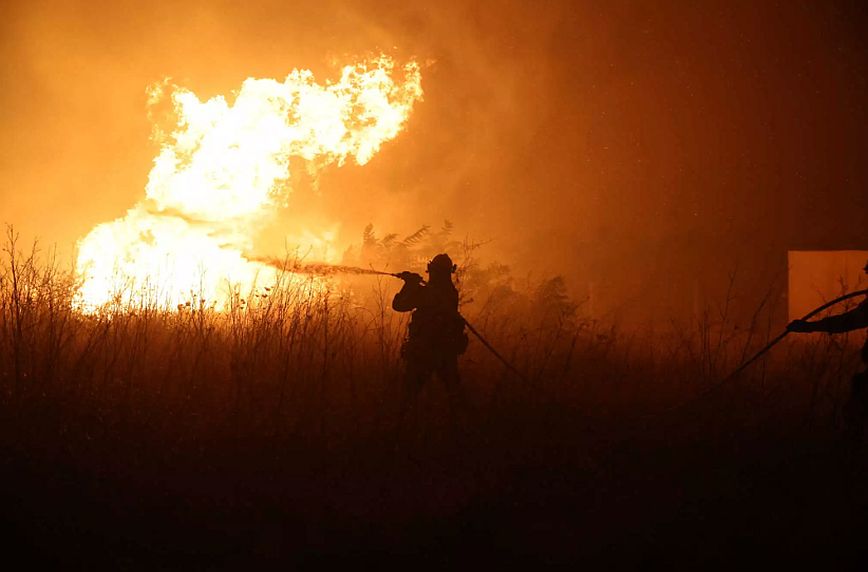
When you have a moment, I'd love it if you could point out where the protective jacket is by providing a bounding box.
[392,278,468,358]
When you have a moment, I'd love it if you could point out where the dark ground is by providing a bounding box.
[1,383,866,570]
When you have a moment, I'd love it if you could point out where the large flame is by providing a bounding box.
[76,55,422,310]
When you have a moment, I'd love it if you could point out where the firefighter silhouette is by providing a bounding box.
[392,253,468,397]
[787,259,868,443]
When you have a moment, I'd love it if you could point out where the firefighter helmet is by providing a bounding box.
[427,253,456,274]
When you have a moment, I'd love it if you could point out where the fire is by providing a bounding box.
[76,55,422,311]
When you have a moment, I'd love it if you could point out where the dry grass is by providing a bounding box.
[0,225,866,567]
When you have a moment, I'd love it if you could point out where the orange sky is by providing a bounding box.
[2,0,867,319]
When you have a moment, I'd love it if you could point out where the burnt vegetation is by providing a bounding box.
[0,224,866,567]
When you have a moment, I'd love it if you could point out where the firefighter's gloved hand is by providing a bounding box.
[397,271,424,284]
[786,319,813,333]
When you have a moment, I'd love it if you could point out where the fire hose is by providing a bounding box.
[460,317,530,384]
[251,259,531,382]
[251,256,866,391]
[389,271,529,382]
[725,288,868,380]
[678,288,868,410]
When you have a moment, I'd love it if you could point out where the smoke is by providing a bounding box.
[2,0,868,321]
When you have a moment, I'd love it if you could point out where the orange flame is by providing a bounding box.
[76,55,422,311]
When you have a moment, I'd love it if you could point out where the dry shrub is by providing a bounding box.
[0,225,865,566]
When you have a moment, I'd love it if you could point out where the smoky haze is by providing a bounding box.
[1,0,867,322]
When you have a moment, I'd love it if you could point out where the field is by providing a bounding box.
[1,230,866,567]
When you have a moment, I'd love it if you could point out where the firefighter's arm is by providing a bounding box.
[788,300,868,334]
[392,274,424,312]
